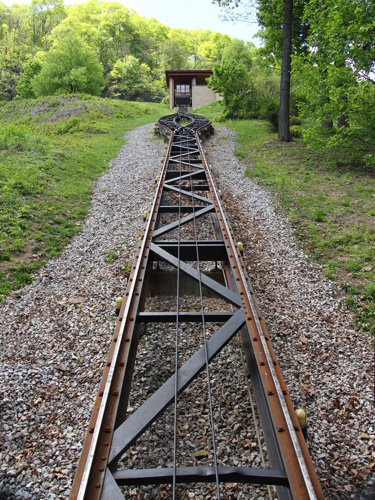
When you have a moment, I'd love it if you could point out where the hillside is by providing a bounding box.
[0,95,169,299]
[197,101,375,336]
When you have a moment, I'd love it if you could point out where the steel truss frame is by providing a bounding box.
[70,110,324,500]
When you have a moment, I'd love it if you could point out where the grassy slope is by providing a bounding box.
[196,101,375,335]
[0,95,170,299]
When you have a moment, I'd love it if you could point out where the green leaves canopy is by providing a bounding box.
[31,32,104,95]
[0,0,237,100]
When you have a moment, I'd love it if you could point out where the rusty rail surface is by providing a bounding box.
[70,109,324,499]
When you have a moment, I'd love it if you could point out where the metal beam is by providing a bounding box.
[101,470,123,500]
[159,206,197,213]
[137,311,234,323]
[163,184,210,204]
[165,170,205,182]
[153,204,214,238]
[150,243,241,307]
[112,466,289,487]
[150,240,227,261]
[108,308,246,465]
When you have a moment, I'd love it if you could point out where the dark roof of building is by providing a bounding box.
[165,70,213,87]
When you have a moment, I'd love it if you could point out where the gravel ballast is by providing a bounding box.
[0,121,373,499]
[204,126,375,499]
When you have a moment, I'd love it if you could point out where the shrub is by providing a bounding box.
[55,117,81,135]
[290,125,302,138]
[259,100,279,132]
[290,116,302,126]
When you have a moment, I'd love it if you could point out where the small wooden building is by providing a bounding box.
[165,70,221,109]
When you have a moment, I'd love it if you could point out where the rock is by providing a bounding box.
[56,364,68,372]
[299,334,308,345]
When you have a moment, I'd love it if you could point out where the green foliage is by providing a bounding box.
[222,39,254,69]
[198,111,374,335]
[104,249,118,262]
[30,0,66,48]
[16,58,43,98]
[217,0,375,166]
[208,42,280,126]
[208,61,249,118]
[290,116,302,126]
[0,0,239,103]
[109,55,165,101]
[256,0,310,58]
[290,125,302,138]
[0,0,66,99]
[31,32,104,96]
[366,284,375,302]
[290,0,375,166]
[55,116,81,134]
[295,71,375,166]
[122,261,131,273]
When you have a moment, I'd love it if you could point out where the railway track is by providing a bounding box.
[70,109,324,499]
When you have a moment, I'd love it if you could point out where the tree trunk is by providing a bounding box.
[278,0,293,142]
[337,114,348,128]
[322,120,333,129]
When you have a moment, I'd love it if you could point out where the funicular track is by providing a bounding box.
[70,109,324,499]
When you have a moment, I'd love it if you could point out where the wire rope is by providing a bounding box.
[172,126,183,499]
[186,123,221,499]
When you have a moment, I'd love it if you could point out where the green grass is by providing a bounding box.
[196,101,375,336]
[0,94,170,300]
[104,249,118,263]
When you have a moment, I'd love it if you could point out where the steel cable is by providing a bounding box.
[186,126,221,499]
[172,128,183,499]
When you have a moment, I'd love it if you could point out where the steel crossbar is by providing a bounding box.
[70,109,324,500]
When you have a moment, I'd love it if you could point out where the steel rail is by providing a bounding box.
[71,108,324,499]
[195,127,322,499]
[71,128,175,500]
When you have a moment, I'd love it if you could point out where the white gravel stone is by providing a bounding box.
[204,125,375,499]
[0,121,373,499]
[0,123,165,498]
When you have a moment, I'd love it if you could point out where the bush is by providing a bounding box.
[55,117,81,135]
[259,100,279,132]
[17,59,43,98]
[290,116,302,126]
[290,125,302,138]
[0,125,48,154]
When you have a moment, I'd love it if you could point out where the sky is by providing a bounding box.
[123,0,260,45]
[3,0,261,45]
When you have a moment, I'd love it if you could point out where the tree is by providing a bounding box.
[0,0,242,102]
[292,0,375,165]
[109,55,164,101]
[256,0,309,58]
[16,56,42,98]
[213,0,294,139]
[0,4,31,99]
[159,29,192,70]
[208,61,250,117]
[222,38,253,69]
[278,0,292,141]
[30,0,66,50]
[31,31,104,95]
